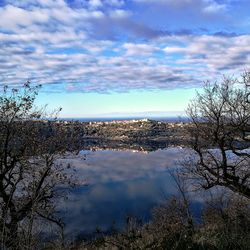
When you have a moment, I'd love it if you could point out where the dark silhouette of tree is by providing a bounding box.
[186,73,250,199]
[0,83,81,249]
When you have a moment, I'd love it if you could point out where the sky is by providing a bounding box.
[0,0,250,118]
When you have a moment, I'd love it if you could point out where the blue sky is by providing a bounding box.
[0,0,250,117]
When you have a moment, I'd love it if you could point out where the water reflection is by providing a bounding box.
[58,148,199,237]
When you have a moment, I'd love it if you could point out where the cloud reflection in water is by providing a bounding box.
[58,148,191,237]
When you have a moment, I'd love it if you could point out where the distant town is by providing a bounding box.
[53,119,191,152]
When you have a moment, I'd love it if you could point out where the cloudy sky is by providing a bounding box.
[1,0,250,117]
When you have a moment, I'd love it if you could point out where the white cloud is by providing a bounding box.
[123,43,159,56]
[109,9,131,19]
[164,35,250,71]
[89,0,103,9]
[0,5,49,29]
[202,1,226,13]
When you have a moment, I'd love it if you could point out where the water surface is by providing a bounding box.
[58,148,202,238]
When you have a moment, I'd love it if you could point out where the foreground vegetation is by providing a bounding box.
[187,73,250,199]
[76,193,249,250]
[0,84,82,249]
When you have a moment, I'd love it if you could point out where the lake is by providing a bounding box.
[56,147,204,239]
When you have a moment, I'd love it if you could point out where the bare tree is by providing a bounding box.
[186,73,250,199]
[0,83,81,249]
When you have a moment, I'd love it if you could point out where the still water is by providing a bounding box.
[57,148,202,238]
